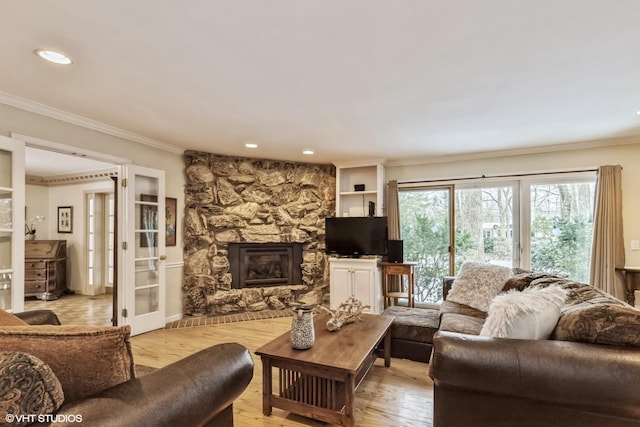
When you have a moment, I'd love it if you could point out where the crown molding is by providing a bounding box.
[0,91,184,155]
[26,168,118,186]
[384,134,640,167]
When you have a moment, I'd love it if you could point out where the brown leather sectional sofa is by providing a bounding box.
[428,277,640,426]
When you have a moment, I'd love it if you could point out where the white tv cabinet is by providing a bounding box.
[329,257,383,314]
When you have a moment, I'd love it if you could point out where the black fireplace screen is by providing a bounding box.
[228,243,303,289]
[244,253,288,286]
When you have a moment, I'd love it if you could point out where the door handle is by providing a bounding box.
[159,255,167,261]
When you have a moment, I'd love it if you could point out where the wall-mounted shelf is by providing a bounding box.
[339,190,377,196]
[334,161,385,217]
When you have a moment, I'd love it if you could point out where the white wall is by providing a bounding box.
[386,138,640,266]
[47,181,114,294]
[2,104,185,320]
[25,184,49,236]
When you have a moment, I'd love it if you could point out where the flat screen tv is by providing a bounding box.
[325,216,388,257]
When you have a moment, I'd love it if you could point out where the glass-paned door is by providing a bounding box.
[399,187,452,304]
[0,136,25,312]
[123,165,166,335]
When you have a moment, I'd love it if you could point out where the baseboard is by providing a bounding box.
[165,313,183,324]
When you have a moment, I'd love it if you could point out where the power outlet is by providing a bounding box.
[631,240,640,251]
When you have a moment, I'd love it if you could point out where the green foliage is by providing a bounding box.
[399,208,475,303]
[453,228,473,271]
[531,216,593,282]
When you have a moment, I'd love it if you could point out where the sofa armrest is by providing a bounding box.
[442,276,456,301]
[14,310,61,325]
[429,331,640,420]
[53,342,254,427]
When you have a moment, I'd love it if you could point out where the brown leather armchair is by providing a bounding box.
[14,310,254,427]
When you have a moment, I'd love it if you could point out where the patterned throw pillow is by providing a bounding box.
[0,325,134,403]
[480,286,567,339]
[0,351,64,427]
[552,303,640,346]
[501,272,561,292]
[447,262,512,312]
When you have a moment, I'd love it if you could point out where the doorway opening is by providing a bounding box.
[22,141,123,326]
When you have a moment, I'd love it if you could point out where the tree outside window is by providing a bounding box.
[398,175,595,304]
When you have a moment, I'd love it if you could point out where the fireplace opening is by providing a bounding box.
[228,243,303,289]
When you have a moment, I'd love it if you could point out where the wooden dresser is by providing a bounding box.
[25,240,67,300]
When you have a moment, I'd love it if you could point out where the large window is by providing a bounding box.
[398,172,596,304]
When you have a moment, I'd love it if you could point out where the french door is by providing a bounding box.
[121,165,166,335]
[0,136,25,313]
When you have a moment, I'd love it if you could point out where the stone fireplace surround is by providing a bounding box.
[182,151,336,316]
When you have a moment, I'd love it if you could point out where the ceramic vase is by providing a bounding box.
[291,306,315,350]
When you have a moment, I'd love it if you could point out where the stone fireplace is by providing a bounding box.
[182,151,336,316]
[228,242,303,289]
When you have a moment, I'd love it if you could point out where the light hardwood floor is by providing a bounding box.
[23,293,113,326]
[23,294,434,425]
[131,317,434,427]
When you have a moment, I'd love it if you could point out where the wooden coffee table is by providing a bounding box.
[255,313,393,426]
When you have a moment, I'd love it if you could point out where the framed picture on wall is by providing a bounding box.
[57,206,73,233]
[166,197,177,246]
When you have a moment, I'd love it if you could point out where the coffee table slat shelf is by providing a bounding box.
[256,313,393,427]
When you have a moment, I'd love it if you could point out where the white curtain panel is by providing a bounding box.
[590,165,626,300]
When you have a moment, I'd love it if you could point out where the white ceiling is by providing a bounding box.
[24,147,116,177]
[2,0,640,171]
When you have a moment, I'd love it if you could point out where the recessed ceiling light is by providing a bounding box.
[302,150,314,155]
[34,49,73,65]
[245,143,258,148]
[635,110,640,116]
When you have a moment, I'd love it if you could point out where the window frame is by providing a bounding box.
[398,170,596,283]
[519,171,596,273]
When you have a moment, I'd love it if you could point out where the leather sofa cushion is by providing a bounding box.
[383,306,440,343]
[439,312,485,335]
[440,300,487,319]
[0,351,64,426]
[439,300,486,335]
[0,325,134,403]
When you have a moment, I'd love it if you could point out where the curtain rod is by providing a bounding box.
[398,167,602,185]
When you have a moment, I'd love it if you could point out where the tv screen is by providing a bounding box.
[325,216,389,257]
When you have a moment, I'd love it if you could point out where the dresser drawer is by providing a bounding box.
[25,280,46,294]
[25,261,46,269]
[25,270,47,280]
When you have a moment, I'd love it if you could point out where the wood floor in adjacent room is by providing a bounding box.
[23,293,113,326]
[131,316,434,427]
